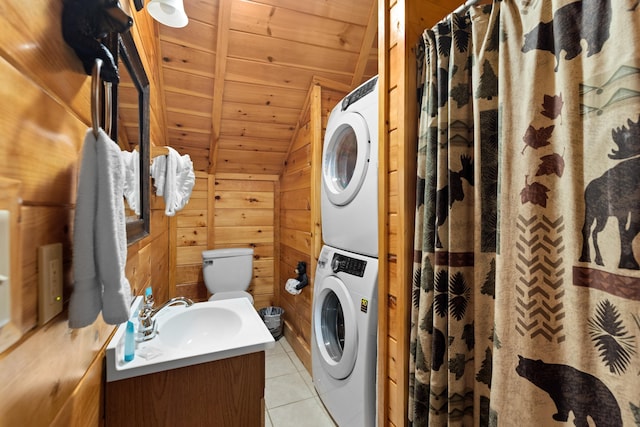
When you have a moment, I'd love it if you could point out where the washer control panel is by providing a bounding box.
[331,253,367,277]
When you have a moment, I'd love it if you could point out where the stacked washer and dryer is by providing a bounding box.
[312,76,379,427]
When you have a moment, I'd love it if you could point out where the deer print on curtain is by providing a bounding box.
[409,1,640,426]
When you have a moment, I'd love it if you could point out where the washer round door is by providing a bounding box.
[322,112,371,206]
[313,276,358,380]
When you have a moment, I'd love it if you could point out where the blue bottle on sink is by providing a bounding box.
[124,320,135,362]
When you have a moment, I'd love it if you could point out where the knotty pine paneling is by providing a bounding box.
[228,31,359,75]
[160,18,218,52]
[213,177,276,307]
[279,108,314,370]
[222,101,300,124]
[217,135,291,154]
[280,169,311,194]
[164,90,214,115]
[277,83,346,372]
[177,226,208,246]
[225,57,352,92]
[378,1,462,425]
[220,118,297,140]
[164,169,207,302]
[163,68,215,98]
[250,0,373,25]
[167,128,211,147]
[280,188,311,211]
[176,209,208,227]
[224,80,308,109]
[214,208,274,226]
[160,40,216,78]
[230,0,368,53]
[0,0,170,425]
[220,149,287,174]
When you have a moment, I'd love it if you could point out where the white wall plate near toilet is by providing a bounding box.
[0,210,10,329]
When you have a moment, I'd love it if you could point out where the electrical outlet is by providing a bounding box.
[38,243,63,325]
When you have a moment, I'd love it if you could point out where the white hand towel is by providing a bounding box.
[150,150,167,197]
[69,128,132,328]
[150,147,196,216]
[69,129,102,328]
[120,149,140,216]
[95,129,132,324]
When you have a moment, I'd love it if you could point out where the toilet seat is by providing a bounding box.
[208,291,254,304]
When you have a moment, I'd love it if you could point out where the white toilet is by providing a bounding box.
[202,247,254,303]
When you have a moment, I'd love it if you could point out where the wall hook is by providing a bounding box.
[62,0,133,83]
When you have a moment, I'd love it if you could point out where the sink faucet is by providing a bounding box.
[138,296,194,341]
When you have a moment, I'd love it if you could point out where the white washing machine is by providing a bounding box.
[312,245,378,427]
[321,76,379,258]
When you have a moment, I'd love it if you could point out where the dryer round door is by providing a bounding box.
[322,112,371,206]
[313,276,358,380]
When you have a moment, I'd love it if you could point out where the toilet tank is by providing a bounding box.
[202,247,254,294]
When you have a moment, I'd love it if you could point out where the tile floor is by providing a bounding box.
[265,337,336,427]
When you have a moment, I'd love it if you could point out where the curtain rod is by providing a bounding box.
[453,0,480,14]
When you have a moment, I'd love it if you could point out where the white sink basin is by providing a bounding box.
[156,305,243,350]
[106,297,275,382]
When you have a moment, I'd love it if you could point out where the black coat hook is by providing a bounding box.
[62,0,133,83]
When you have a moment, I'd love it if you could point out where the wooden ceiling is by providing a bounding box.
[152,0,378,174]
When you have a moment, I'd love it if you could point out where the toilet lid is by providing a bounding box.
[208,291,254,304]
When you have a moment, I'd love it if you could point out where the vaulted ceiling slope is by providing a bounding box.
[155,0,378,175]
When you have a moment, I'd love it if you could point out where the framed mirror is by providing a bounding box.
[107,31,150,245]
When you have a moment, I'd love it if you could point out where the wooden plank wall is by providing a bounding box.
[378,0,461,425]
[279,105,315,370]
[174,171,210,301]
[0,0,169,425]
[173,171,277,310]
[212,175,277,309]
[278,82,347,372]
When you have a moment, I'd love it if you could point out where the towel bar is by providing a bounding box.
[91,58,113,138]
[135,145,170,159]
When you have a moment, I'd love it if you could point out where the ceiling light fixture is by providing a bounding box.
[134,0,189,28]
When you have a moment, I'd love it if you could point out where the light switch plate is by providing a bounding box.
[38,243,63,325]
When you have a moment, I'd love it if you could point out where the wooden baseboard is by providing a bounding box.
[283,320,312,375]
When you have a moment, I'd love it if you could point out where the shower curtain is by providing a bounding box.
[409,1,640,426]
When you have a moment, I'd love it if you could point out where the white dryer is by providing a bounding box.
[321,76,379,258]
[312,245,378,427]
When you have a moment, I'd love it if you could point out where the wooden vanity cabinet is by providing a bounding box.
[105,351,265,427]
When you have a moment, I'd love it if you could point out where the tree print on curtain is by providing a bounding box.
[409,3,499,426]
[411,0,640,425]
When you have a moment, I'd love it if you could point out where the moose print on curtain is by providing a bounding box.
[409,0,640,426]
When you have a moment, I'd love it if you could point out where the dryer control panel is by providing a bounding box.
[341,76,378,111]
[331,253,367,277]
